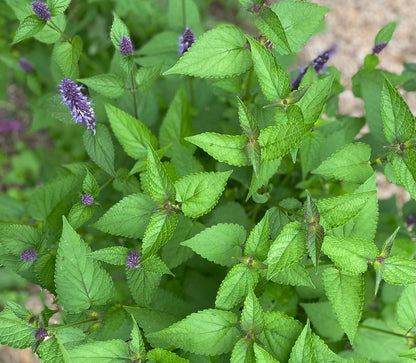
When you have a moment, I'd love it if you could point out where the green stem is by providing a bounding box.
[53,318,97,331]
[99,176,114,191]
[358,324,407,338]
[130,68,139,120]
[273,202,304,218]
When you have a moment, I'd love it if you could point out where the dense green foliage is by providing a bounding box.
[0,0,415,362]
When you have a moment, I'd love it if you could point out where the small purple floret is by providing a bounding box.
[178,27,196,56]
[291,67,307,91]
[253,4,260,13]
[373,42,388,55]
[35,328,48,340]
[312,45,337,75]
[406,215,416,228]
[18,58,34,73]
[399,143,406,151]
[126,250,142,269]
[247,333,253,340]
[31,1,51,21]
[81,194,94,206]
[20,248,37,262]
[376,256,385,263]
[59,78,96,134]
[0,119,23,133]
[119,36,134,56]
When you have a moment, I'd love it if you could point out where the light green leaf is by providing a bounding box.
[78,74,124,99]
[126,266,162,307]
[313,143,373,183]
[254,343,280,363]
[215,264,259,310]
[383,256,416,285]
[267,222,307,279]
[55,218,114,312]
[271,262,315,288]
[181,223,245,266]
[254,7,291,54]
[322,267,364,342]
[93,193,156,239]
[53,36,82,79]
[82,170,99,196]
[387,149,416,199]
[271,1,328,54]
[322,236,378,275]
[110,13,129,49]
[297,76,334,124]
[147,348,191,363]
[231,338,255,363]
[237,98,259,138]
[175,171,232,218]
[375,21,397,44]
[396,283,416,331]
[68,202,94,229]
[12,15,45,44]
[83,123,116,176]
[141,255,172,276]
[68,340,130,362]
[89,246,130,266]
[105,104,157,160]
[164,25,251,78]
[142,211,178,257]
[0,224,42,255]
[146,147,176,203]
[136,64,163,93]
[241,290,264,335]
[247,36,290,101]
[47,0,71,16]
[38,335,71,363]
[288,321,341,363]
[148,309,239,355]
[244,212,270,261]
[381,79,415,143]
[185,133,249,166]
[129,314,145,359]
[259,123,312,161]
[0,308,35,349]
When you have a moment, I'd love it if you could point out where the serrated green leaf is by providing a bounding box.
[312,143,373,183]
[254,7,291,54]
[47,0,71,16]
[383,256,416,285]
[181,223,245,266]
[148,309,239,355]
[147,348,191,363]
[231,338,255,363]
[247,159,281,201]
[237,98,259,138]
[126,266,162,307]
[129,314,145,359]
[253,343,280,363]
[35,253,56,293]
[0,308,36,349]
[215,264,259,310]
[297,76,334,124]
[93,193,156,239]
[241,290,264,335]
[105,104,157,160]
[381,79,415,143]
[247,36,290,101]
[110,13,129,49]
[0,224,42,255]
[142,255,172,275]
[380,226,401,258]
[142,211,178,257]
[68,202,94,229]
[304,191,320,224]
[271,1,328,54]
[322,267,364,342]
[306,223,324,271]
[387,149,416,199]
[185,133,249,166]
[396,283,416,331]
[375,21,397,44]
[288,321,341,363]
[175,171,232,218]
[38,335,71,363]
[68,339,130,362]
[259,311,303,362]
[259,123,312,161]
[13,15,45,44]
[271,262,315,288]
[322,236,378,275]
[164,25,251,78]
[55,218,114,312]
[146,147,176,203]
[83,123,116,176]
[136,64,163,93]
[317,191,374,231]
[78,74,124,99]
[244,212,270,261]
[267,221,307,279]
[89,246,130,265]
[53,36,82,79]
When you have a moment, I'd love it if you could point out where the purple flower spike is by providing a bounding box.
[20,248,37,262]
[253,4,260,13]
[373,42,387,55]
[119,36,134,56]
[18,58,34,73]
[0,119,23,133]
[126,250,142,269]
[59,78,96,134]
[312,45,337,75]
[81,194,94,206]
[35,328,48,340]
[178,27,196,56]
[31,1,51,21]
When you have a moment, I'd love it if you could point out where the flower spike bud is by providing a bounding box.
[18,58,34,73]
[178,27,196,55]
[20,248,38,262]
[119,36,134,56]
[31,1,51,21]
[126,250,142,269]
[35,328,48,340]
[312,44,337,75]
[81,194,94,206]
[59,78,96,134]
[372,41,388,55]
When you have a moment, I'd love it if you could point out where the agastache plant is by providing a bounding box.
[2,1,415,362]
